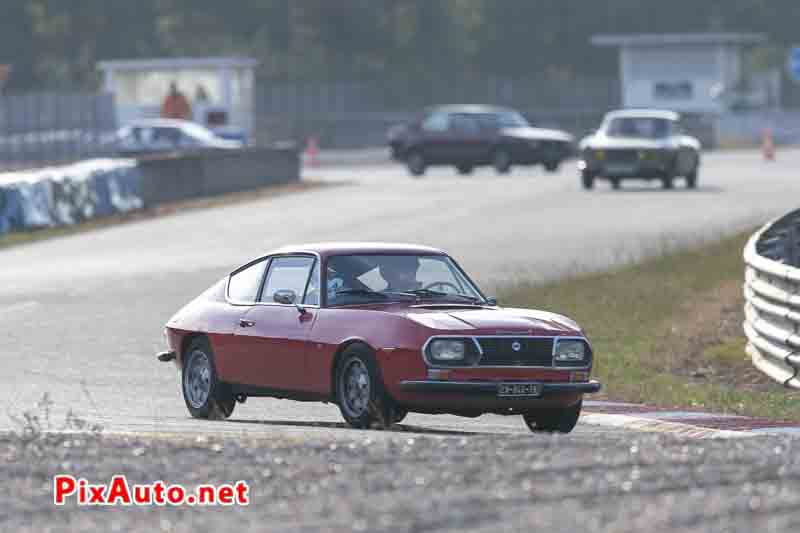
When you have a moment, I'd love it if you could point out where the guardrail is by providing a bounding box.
[743,208,800,389]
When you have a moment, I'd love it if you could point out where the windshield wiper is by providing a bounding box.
[399,289,482,304]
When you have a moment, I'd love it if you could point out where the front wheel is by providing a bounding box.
[543,161,560,173]
[182,337,235,420]
[335,345,396,429]
[523,400,582,434]
[492,149,512,174]
[581,170,595,190]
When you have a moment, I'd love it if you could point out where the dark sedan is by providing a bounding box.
[388,106,574,176]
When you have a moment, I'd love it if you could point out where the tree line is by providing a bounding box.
[0,0,796,91]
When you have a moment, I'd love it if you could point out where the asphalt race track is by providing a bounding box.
[3,148,800,435]
[2,148,800,531]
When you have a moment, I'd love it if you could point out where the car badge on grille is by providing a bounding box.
[511,341,522,352]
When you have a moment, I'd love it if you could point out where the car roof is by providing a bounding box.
[265,242,447,259]
[429,104,518,116]
[604,109,680,121]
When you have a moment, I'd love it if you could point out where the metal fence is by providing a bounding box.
[255,76,619,148]
[743,208,800,389]
[0,92,117,169]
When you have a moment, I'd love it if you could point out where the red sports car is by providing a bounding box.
[158,243,601,433]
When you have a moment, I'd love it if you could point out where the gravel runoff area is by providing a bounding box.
[2,428,799,533]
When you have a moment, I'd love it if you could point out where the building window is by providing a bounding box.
[654,81,693,100]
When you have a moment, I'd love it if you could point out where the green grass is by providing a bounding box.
[499,231,800,421]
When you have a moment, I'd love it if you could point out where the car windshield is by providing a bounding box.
[326,254,484,306]
[606,117,672,139]
[496,111,530,128]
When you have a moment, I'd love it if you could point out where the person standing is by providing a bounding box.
[160,82,192,120]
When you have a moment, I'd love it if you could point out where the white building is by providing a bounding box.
[592,33,766,113]
[98,57,258,140]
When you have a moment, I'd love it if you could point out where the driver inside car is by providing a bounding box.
[378,256,422,293]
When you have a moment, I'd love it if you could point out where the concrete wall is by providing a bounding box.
[137,146,300,206]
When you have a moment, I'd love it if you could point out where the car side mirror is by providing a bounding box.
[486,297,498,306]
[273,289,297,305]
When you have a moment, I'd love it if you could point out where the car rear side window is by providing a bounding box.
[260,256,315,305]
[451,114,479,135]
[227,259,268,304]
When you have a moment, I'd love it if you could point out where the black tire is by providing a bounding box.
[610,178,621,190]
[393,408,408,424]
[522,400,582,434]
[544,161,560,173]
[581,170,595,190]
[686,169,698,189]
[492,148,512,174]
[335,344,396,429]
[661,174,674,190]
[181,337,235,420]
[406,151,426,177]
[456,164,473,175]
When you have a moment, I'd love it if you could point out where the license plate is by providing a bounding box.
[604,164,636,175]
[498,382,541,397]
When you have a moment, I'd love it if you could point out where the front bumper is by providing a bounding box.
[399,379,601,395]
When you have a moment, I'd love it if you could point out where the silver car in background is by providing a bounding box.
[578,109,701,190]
[114,119,243,156]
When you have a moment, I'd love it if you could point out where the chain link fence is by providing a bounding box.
[0,92,117,170]
[255,76,620,148]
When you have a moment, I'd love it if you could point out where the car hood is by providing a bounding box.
[501,127,574,143]
[402,305,583,336]
[580,134,674,150]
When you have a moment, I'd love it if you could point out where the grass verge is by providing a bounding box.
[500,230,800,422]
[0,179,334,251]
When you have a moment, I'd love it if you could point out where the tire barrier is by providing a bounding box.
[0,159,143,235]
[743,208,800,389]
[0,146,300,237]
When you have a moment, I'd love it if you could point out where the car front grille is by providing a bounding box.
[476,337,554,367]
[604,149,639,164]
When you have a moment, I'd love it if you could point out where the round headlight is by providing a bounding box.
[555,339,586,363]
[428,339,466,361]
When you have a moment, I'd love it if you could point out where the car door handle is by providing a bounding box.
[239,319,255,328]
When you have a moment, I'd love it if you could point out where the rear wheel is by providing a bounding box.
[523,400,582,434]
[610,178,621,190]
[335,345,396,429]
[492,148,512,174]
[581,170,595,190]
[661,174,674,190]
[406,151,426,177]
[182,338,235,420]
[686,169,698,189]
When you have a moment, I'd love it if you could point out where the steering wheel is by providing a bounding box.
[423,281,461,294]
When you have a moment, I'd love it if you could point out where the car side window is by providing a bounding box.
[451,114,479,135]
[228,259,269,304]
[260,256,315,305]
[422,112,450,133]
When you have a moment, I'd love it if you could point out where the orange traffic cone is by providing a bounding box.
[761,127,775,161]
[305,136,319,167]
